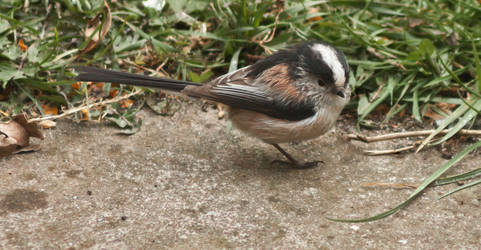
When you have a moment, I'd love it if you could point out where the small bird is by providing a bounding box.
[75,41,350,168]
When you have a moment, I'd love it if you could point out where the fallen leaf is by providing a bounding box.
[424,105,444,120]
[372,104,389,115]
[13,114,44,140]
[109,89,119,97]
[424,103,456,121]
[307,8,322,22]
[409,18,424,28]
[0,114,43,157]
[436,102,456,112]
[38,120,56,129]
[88,82,105,96]
[120,99,134,108]
[95,82,104,89]
[72,81,82,90]
[81,109,89,120]
[41,103,58,115]
[217,103,226,119]
[146,93,181,116]
[76,1,112,59]
[18,39,27,52]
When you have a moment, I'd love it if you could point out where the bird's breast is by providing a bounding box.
[228,106,340,144]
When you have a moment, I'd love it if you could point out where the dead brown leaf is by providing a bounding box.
[76,1,112,59]
[38,120,56,129]
[0,114,44,157]
[88,82,106,97]
[307,8,322,22]
[436,102,456,112]
[424,103,456,121]
[424,104,444,120]
[409,18,424,28]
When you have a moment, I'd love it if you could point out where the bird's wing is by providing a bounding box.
[182,66,316,121]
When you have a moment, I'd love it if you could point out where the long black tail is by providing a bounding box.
[74,66,202,92]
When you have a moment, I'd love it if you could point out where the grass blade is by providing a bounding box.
[473,41,481,93]
[416,101,472,152]
[328,140,481,222]
[228,47,242,73]
[439,178,481,200]
[14,82,45,115]
[434,167,481,186]
[434,98,481,145]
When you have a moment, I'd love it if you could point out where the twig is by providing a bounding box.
[362,182,418,189]
[56,85,73,109]
[252,12,280,55]
[28,90,143,123]
[0,110,9,117]
[121,59,168,78]
[155,58,169,76]
[348,129,481,143]
[369,83,384,102]
[364,145,415,156]
[111,16,138,36]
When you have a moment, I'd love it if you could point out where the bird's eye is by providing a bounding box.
[336,90,345,98]
[318,79,326,86]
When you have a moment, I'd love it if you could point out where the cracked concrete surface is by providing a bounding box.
[1,101,480,249]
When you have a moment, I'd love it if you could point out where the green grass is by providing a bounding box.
[1,0,481,221]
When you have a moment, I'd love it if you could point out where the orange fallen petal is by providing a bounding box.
[41,103,58,115]
[81,109,89,120]
[72,81,82,90]
[95,82,104,89]
[120,99,134,108]
[18,39,27,52]
[109,89,119,97]
[89,82,105,93]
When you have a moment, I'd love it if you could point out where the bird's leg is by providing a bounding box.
[270,144,322,169]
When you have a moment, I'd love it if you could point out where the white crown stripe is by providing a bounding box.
[311,44,346,86]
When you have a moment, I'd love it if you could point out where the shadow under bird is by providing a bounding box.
[75,41,350,168]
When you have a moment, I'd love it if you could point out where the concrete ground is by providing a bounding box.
[1,101,480,249]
